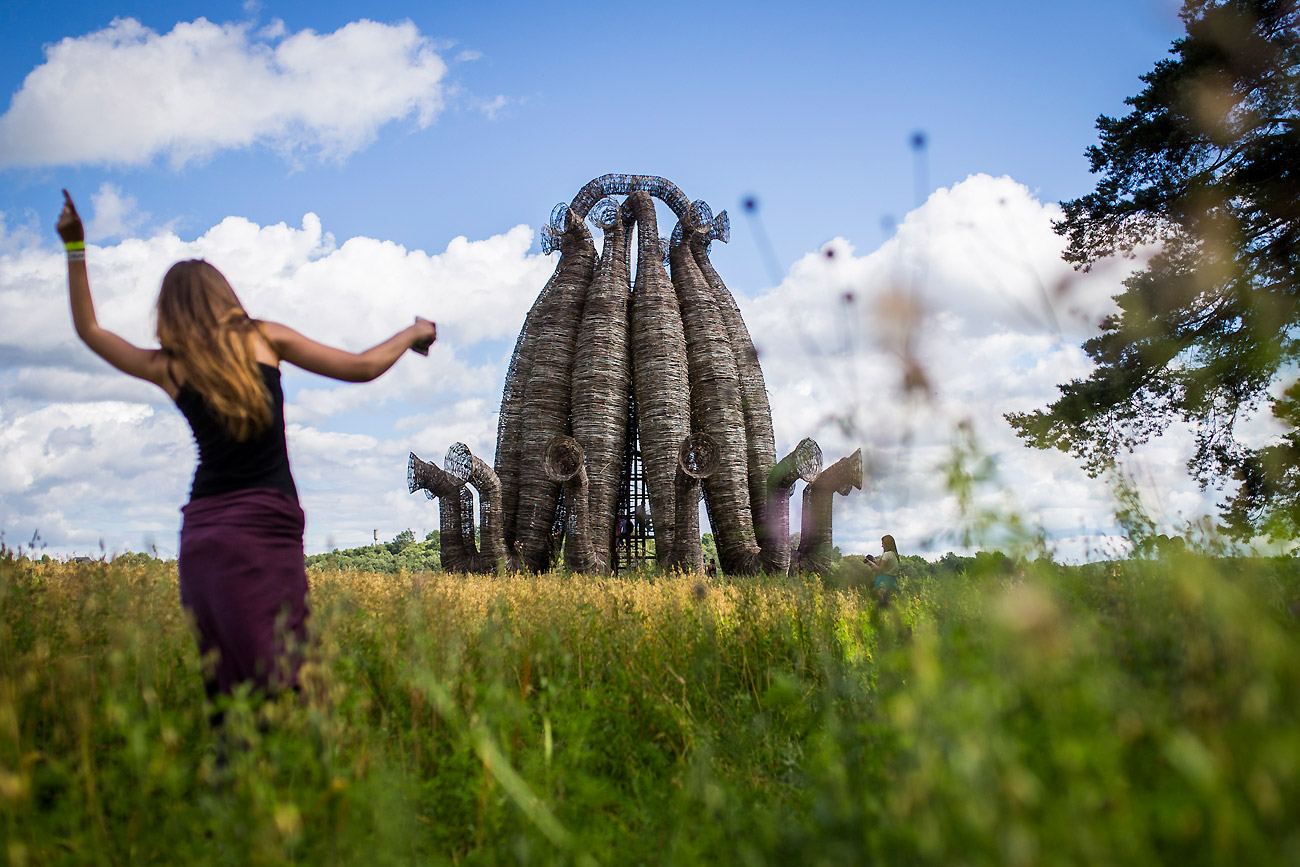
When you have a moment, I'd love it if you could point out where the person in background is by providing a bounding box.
[57,190,436,717]
[864,534,901,605]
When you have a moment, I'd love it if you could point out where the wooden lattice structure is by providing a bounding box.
[409,174,860,574]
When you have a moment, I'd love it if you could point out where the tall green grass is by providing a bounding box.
[2,549,1298,865]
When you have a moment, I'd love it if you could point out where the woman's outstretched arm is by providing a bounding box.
[59,191,171,393]
[262,317,436,383]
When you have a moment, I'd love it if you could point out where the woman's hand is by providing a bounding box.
[57,189,84,245]
[409,316,436,356]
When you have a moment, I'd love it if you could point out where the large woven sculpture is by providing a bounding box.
[413,174,860,574]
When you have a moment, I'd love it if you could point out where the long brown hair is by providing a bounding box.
[156,260,272,441]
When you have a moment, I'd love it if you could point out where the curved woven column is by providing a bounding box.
[447,442,507,573]
[408,451,470,572]
[571,198,633,572]
[542,435,597,573]
[667,433,719,573]
[690,224,777,562]
[627,190,690,566]
[445,446,479,564]
[797,448,863,573]
[512,209,596,571]
[763,438,823,575]
[670,222,761,574]
[496,223,582,552]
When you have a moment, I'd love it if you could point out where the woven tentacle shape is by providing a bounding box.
[797,448,863,573]
[670,222,761,574]
[447,442,507,573]
[495,234,573,557]
[690,228,778,565]
[765,438,823,575]
[570,199,633,572]
[512,209,596,571]
[444,444,481,563]
[626,190,691,565]
[408,452,470,572]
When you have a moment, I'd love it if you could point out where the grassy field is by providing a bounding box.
[2,549,1298,865]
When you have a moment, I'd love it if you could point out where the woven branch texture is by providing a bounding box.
[671,223,760,574]
[448,442,507,573]
[542,435,596,573]
[797,448,863,573]
[495,254,565,554]
[570,200,632,571]
[408,452,470,572]
[511,209,595,571]
[626,191,691,566]
[691,230,777,562]
[667,433,719,572]
[764,437,823,575]
[477,174,859,576]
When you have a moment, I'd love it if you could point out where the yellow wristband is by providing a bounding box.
[64,240,85,251]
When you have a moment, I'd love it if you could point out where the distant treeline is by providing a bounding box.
[302,529,1098,579]
[305,529,443,574]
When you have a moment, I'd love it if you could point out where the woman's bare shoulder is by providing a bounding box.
[253,321,284,366]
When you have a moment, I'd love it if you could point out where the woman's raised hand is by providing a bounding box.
[57,190,84,245]
[410,316,436,356]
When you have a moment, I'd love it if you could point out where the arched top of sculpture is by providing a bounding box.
[558,174,731,248]
[570,174,694,223]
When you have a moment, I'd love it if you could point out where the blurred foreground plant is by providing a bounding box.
[2,548,1298,865]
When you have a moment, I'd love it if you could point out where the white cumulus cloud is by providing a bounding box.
[743,173,1219,560]
[0,16,449,168]
[0,202,556,555]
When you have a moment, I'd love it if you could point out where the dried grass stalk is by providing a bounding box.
[627,191,691,565]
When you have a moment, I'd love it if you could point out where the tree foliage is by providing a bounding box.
[306,530,441,574]
[1008,0,1300,539]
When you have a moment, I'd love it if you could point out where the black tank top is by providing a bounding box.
[175,363,298,502]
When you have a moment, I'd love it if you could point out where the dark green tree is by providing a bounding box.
[701,533,719,570]
[387,529,416,554]
[1008,0,1300,539]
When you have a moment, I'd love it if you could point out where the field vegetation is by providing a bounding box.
[3,544,1298,865]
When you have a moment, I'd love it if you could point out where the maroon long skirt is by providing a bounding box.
[179,488,310,698]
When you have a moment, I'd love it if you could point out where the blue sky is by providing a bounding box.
[5,0,1245,561]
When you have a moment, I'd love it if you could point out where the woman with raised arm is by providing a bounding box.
[57,190,436,708]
